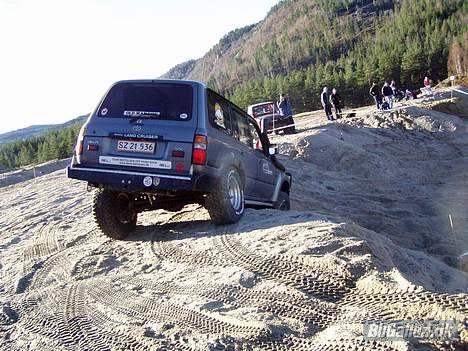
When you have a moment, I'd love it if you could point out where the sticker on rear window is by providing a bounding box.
[123,111,161,117]
[214,103,225,128]
[180,113,188,120]
[101,108,108,116]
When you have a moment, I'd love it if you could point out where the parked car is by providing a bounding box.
[67,80,292,239]
[247,102,295,134]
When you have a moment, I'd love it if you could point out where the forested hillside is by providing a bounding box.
[0,123,82,169]
[0,115,88,169]
[163,0,467,112]
[0,115,87,145]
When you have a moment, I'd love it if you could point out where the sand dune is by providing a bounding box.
[0,91,467,350]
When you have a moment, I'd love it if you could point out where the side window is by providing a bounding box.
[207,90,232,135]
[232,108,254,148]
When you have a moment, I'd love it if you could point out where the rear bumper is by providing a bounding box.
[67,165,193,192]
[67,164,220,193]
[263,116,294,132]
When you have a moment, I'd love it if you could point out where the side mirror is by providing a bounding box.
[268,145,278,156]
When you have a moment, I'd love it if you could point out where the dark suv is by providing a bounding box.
[67,80,292,239]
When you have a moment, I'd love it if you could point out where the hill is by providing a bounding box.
[0,115,88,145]
[0,124,56,145]
[162,0,467,111]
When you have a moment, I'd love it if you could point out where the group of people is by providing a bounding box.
[369,80,399,110]
[276,76,432,124]
[370,77,429,111]
[321,87,343,121]
[280,89,343,122]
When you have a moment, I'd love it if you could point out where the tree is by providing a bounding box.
[447,33,467,76]
[17,145,32,167]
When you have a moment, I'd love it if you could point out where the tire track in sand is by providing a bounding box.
[216,231,467,328]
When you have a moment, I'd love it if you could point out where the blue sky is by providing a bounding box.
[0,0,279,134]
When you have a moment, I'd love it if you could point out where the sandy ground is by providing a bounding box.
[0,89,467,350]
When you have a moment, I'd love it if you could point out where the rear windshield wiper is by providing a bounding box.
[129,116,147,124]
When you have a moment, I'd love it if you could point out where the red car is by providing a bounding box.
[247,102,295,134]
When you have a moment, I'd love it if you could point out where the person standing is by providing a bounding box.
[405,88,413,100]
[423,76,431,88]
[423,76,432,96]
[369,82,382,110]
[321,87,333,121]
[278,94,293,117]
[390,80,397,95]
[329,88,342,119]
[381,82,394,109]
[277,94,295,133]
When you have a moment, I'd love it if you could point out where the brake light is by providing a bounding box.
[192,135,207,165]
[87,144,99,151]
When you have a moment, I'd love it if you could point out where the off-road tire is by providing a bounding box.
[274,191,290,211]
[206,167,245,225]
[93,189,137,240]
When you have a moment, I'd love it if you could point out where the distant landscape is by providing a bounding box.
[0,115,87,169]
[0,0,466,169]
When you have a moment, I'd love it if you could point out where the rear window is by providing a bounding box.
[252,103,278,118]
[97,83,193,121]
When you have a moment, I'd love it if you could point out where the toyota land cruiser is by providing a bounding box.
[67,80,292,239]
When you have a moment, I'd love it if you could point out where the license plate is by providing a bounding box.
[117,140,155,153]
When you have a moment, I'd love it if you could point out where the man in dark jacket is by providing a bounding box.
[278,94,293,117]
[369,82,382,110]
[329,88,342,119]
[321,87,333,121]
[382,82,394,109]
[277,95,295,133]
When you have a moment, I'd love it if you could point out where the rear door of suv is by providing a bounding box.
[230,106,278,202]
[79,81,197,179]
[205,90,259,201]
[248,120,279,201]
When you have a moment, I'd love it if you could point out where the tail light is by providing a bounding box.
[87,144,99,151]
[75,125,86,163]
[192,135,207,165]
